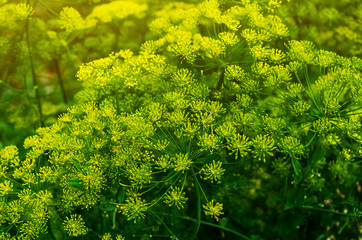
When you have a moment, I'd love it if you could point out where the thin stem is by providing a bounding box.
[89,228,101,239]
[188,137,193,155]
[148,173,181,208]
[25,15,44,127]
[141,171,178,195]
[192,168,208,202]
[336,111,362,118]
[210,112,215,152]
[99,209,104,234]
[0,80,27,92]
[1,224,15,234]
[160,127,183,154]
[303,206,351,216]
[337,106,362,115]
[191,169,201,239]
[216,67,225,90]
[189,218,251,240]
[304,131,317,148]
[47,220,56,240]
[283,176,288,203]
[335,98,354,111]
[38,0,59,17]
[351,160,362,164]
[181,172,187,191]
[3,176,24,189]
[205,24,212,38]
[157,212,252,240]
[212,22,217,36]
[115,90,120,114]
[332,82,346,104]
[112,210,116,230]
[304,66,321,113]
[54,59,68,105]
[294,70,320,114]
[338,220,349,235]
[149,210,178,239]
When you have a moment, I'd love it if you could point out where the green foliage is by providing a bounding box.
[276,0,362,57]
[0,0,361,239]
[0,0,166,147]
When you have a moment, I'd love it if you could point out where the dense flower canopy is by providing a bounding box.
[0,0,361,239]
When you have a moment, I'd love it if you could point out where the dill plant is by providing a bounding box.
[0,0,162,147]
[0,0,361,239]
[276,0,362,57]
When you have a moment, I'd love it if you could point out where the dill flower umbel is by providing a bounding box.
[164,187,188,209]
[120,197,148,223]
[252,135,276,162]
[278,136,304,158]
[0,180,12,197]
[203,200,224,221]
[201,160,225,183]
[63,214,88,237]
[172,153,193,172]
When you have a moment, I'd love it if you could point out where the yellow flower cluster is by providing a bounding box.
[0,0,361,239]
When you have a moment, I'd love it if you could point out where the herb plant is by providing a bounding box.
[0,0,361,239]
[0,0,160,147]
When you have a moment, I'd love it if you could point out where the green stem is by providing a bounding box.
[159,127,183,154]
[115,90,120,114]
[25,15,44,127]
[1,224,15,234]
[181,172,187,191]
[337,106,362,115]
[213,22,217,36]
[47,220,56,240]
[149,210,177,239]
[192,168,208,202]
[304,131,317,148]
[89,229,101,239]
[99,209,104,234]
[38,0,59,16]
[337,220,349,235]
[54,59,68,105]
[216,67,225,90]
[148,173,181,208]
[332,82,346,104]
[112,210,116,230]
[0,80,27,92]
[294,70,320,114]
[282,176,288,203]
[3,176,24,189]
[142,171,179,195]
[304,66,322,113]
[303,206,351,216]
[158,212,251,240]
[149,171,179,184]
[191,218,251,240]
[191,169,201,239]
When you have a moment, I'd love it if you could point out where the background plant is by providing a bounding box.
[276,0,362,57]
[0,0,174,148]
